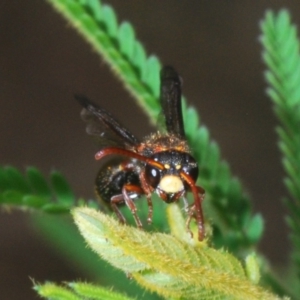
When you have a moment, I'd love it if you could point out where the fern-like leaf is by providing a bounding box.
[34,282,135,300]
[0,166,75,212]
[69,282,135,300]
[73,207,283,300]
[260,9,300,287]
[46,0,262,255]
[35,282,82,300]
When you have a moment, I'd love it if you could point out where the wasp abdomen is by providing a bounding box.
[95,162,140,205]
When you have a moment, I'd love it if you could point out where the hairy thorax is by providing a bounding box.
[137,132,190,157]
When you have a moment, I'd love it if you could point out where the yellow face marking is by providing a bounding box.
[159,175,184,193]
[175,164,181,170]
[164,164,170,169]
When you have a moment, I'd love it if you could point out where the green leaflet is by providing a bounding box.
[27,167,52,197]
[69,282,135,300]
[0,166,75,211]
[34,282,135,300]
[73,207,281,300]
[51,171,75,206]
[35,283,82,300]
[261,9,300,291]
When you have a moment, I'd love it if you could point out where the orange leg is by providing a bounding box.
[180,170,206,241]
[186,186,205,240]
[111,195,127,224]
[140,171,153,224]
[122,184,144,228]
[146,195,153,224]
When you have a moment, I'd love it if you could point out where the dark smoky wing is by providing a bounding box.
[80,107,120,148]
[160,66,185,138]
[76,95,140,148]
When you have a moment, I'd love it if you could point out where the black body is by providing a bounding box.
[76,65,190,208]
[77,66,205,240]
[95,160,140,205]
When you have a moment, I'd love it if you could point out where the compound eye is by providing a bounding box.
[145,165,161,188]
[187,165,199,182]
[182,155,199,182]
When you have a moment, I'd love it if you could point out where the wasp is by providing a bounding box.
[76,66,205,240]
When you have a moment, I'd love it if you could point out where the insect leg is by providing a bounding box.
[197,185,205,195]
[146,196,153,224]
[185,189,205,241]
[180,171,205,241]
[191,186,205,241]
[110,195,127,224]
[140,172,153,224]
[122,184,144,228]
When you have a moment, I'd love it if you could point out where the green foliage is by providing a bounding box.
[245,253,261,285]
[47,0,161,119]
[46,0,261,258]
[32,214,157,299]
[0,166,75,212]
[34,282,136,300]
[35,283,82,300]
[72,207,282,300]
[69,282,135,300]
[260,9,300,290]
[3,1,300,300]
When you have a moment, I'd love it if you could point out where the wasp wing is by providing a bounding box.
[160,66,185,138]
[76,95,140,148]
